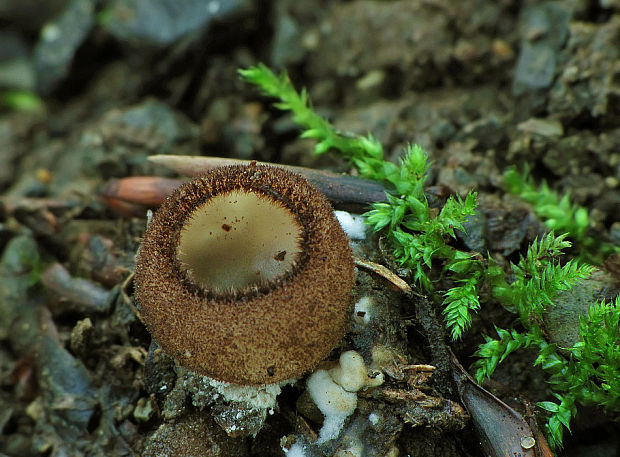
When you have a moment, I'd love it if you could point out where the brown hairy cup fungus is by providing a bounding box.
[134,164,354,385]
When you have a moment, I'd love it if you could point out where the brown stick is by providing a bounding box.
[149,155,388,211]
[354,257,412,295]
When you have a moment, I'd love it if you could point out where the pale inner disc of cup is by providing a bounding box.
[178,190,303,292]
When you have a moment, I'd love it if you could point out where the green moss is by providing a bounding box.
[504,166,619,264]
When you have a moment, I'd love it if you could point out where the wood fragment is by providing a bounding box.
[401,364,436,372]
[410,293,453,398]
[101,157,389,215]
[0,196,72,214]
[121,272,142,322]
[149,154,388,211]
[354,257,412,295]
[373,386,468,431]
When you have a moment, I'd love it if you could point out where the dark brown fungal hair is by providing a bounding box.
[134,164,355,385]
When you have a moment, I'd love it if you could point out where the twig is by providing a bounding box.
[410,292,454,398]
[149,154,388,211]
[354,257,412,295]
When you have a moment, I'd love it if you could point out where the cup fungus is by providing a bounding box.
[134,164,355,385]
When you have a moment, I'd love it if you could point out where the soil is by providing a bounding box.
[0,1,619,456]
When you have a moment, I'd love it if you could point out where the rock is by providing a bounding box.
[102,0,249,46]
[0,235,44,355]
[41,263,112,315]
[143,413,248,457]
[516,118,564,138]
[544,269,620,349]
[512,2,572,97]
[33,0,96,94]
[0,31,35,90]
[308,0,453,85]
[549,15,620,122]
[37,335,98,432]
[270,9,304,68]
